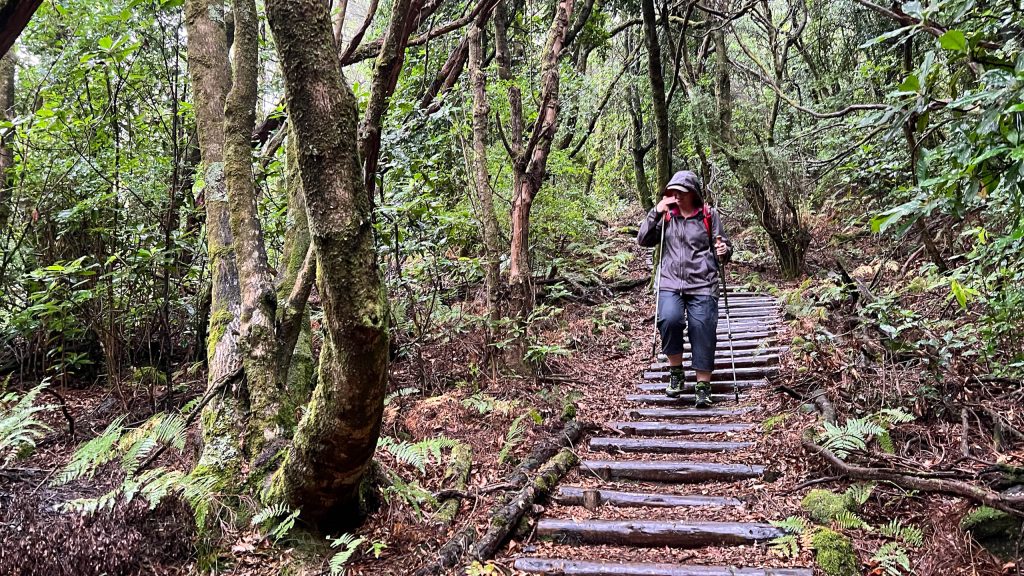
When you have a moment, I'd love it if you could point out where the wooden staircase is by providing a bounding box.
[512,293,812,575]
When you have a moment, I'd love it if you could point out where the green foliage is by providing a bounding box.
[498,411,539,465]
[377,435,463,474]
[0,382,52,465]
[801,489,850,523]
[251,504,300,542]
[819,409,914,459]
[769,516,809,558]
[460,392,519,417]
[811,527,859,576]
[870,542,912,576]
[328,533,365,576]
[761,413,790,433]
[879,519,923,547]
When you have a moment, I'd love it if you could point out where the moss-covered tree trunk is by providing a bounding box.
[266,0,389,526]
[467,17,503,326]
[183,0,246,483]
[223,0,284,460]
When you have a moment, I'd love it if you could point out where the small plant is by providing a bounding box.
[498,410,541,464]
[869,542,912,576]
[819,408,914,459]
[0,382,52,465]
[762,413,790,433]
[328,533,365,575]
[461,392,519,416]
[377,435,463,474]
[879,519,923,547]
[251,503,300,542]
[769,516,809,558]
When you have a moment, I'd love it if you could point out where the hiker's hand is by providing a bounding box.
[656,196,677,214]
[715,238,729,257]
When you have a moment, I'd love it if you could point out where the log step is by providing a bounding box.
[589,437,753,454]
[635,380,765,393]
[667,339,778,352]
[626,407,760,419]
[554,486,742,508]
[644,366,778,381]
[648,355,780,370]
[608,421,753,436]
[535,518,784,547]
[651,348,786,365]
[582,460,763,482]
[514,558,812,576]
[626,394,737,405]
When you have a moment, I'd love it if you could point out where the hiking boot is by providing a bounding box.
[665,368,685,398]
[694,382,713,408]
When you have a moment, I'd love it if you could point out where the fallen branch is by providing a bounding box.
[469,447,579,561]
[801,389,1024,517]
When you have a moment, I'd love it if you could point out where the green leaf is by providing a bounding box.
[938,30,967,52]
[897,74,920,93]
[98,36,114,51]
[950,279,967,309]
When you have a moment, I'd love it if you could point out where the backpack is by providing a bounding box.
[665,204,715,243]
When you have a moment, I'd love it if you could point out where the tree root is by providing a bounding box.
[801,389,1024,517]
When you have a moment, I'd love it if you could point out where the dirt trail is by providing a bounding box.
[508,290,814,575]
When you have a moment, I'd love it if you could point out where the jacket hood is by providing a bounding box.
[663,170,703,202]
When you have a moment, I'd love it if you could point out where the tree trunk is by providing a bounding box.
[627,84,654,211]
[0,51,14,233]
[0,0,43,59]
[275,127,314,428]
[266,0,390,527]
[467,18,502,324]
[183,0,246,483]
[223,0,283,460]
[506,0,575,320]
[641,0,670,191]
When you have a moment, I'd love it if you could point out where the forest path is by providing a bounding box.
[511,291,813,575]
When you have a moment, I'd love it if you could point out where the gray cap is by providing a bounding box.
[663,170,703,201]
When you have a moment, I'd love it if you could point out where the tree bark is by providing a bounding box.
[0,0,42,59]
[223,0,283,459]
[0,51,14,233]
[467,17,502,325]
[641,0,671,191]
[627,84,654,211]
[266,0,390,527]
[506,0,575,320]
[183,0,246,483]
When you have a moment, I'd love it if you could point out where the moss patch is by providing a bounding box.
[801,489,850,523]
[811,527,858,576]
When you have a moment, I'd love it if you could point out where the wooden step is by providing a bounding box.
[626,394,737,405]
[535,518,784,547]
[514,558,812,576]
[649,355,779,371]
[651,348,786,365]
[635,380,765,393]
[589,437,752,454]
[644,366,778,381]
[554,486,742,508]
[668,338,778,352]
[626,407,759,419]
[608,421,753,436]
[582,460,763,482]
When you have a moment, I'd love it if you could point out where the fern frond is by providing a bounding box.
[328,533,365,575]
[384,387,420,406]
[53,416,126,485]
[498,413,530,464]
[879,519,923,547]
[0,383,53,464]
[834,509,869,530]
[843,482,875,508]
[871,542,912,576]
[771,516,808,534]
[252,503,292,526]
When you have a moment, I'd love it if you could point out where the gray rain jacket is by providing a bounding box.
[637,172,733,294]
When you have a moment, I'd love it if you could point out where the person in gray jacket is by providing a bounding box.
[637,170,732,407]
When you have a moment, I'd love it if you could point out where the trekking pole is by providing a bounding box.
[715,243,740,403]
[651,218,667,361]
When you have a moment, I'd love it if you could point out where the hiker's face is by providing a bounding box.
[672,189,696,203]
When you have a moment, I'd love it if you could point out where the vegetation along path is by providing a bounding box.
[511,290,812,575]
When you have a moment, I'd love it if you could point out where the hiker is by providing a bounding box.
[637,170,732,408]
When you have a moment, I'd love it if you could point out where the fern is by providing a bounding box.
[498,412,533,464]
[461,392,519,416]
[251,502,291,526]
[328,533,365,576]
[843,482,875,507]
[879,519,923,547]
[381,469,437,518]
[378,435,461,473]
[769,517,808,558]
[820,418,886,459]
[384,387,420,405]
[53,416,126,485]
[833,509,869,530]
[871,542,912,576]
[0,383,53,465]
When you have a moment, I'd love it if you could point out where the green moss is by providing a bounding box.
[811,527,858,576]
[206,309,234,360]
[801,489,850,523]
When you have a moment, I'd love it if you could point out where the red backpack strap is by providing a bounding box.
[702,204,714,241]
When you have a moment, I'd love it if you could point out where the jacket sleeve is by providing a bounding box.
[637,208,664,247]
[712,210,733,263]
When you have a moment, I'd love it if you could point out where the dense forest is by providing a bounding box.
[0,0,1021,574]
